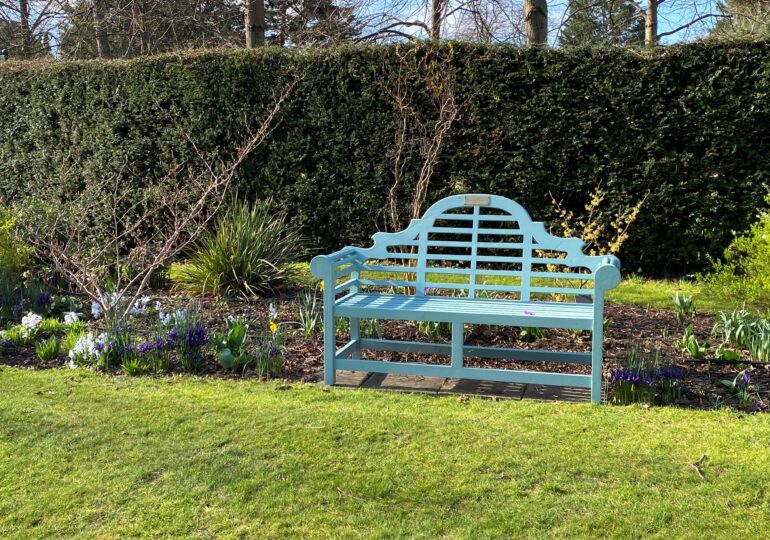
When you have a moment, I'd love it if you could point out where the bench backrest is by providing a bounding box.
[345,194,619,302]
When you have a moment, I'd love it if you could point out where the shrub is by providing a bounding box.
[702,196,770,308]
[170,200,307,297]
[0,207,31,273]
[2,44,770,275]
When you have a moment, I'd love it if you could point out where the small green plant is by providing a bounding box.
[122,355,152,376]
[519,326,547,342]
[62,327,87,354]
[38,318,63,335]
[170,199,308,297]
[1,324,33,346]
[35,336,60,361]
[360,319,381,339]
[672,294,696,323]
[679,325,707,359]
[51,295,82,315]
[719,370,756,409]
[713,309,759,349]
[212,316,250,371]
[417,320,449,340]
[296,291,321,339]
[334,316,350,336]
[746,321,770,362]
[715,343,741,362]
[569,328,586,338]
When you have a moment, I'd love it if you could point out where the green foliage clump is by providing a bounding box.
[35,336,60,361]
[672,294,696,323]
[0,207,31,272]
[712,309,770,362]
[171,200,307,297]
[679,324,707,359]
[212,316,250,371]
[703,196,770,308]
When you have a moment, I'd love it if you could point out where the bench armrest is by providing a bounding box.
[592,256,621,293]
[310,247,366,280]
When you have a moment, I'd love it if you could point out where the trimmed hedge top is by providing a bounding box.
[2,42,770,275]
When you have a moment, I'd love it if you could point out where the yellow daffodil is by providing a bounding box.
[269,321,278,333]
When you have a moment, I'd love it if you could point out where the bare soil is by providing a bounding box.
[3,294,768,411]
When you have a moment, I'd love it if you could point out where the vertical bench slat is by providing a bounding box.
[468,206,480,299]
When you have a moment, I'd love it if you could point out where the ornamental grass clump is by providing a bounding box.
[170,199,307,297]
[610,345,685,405]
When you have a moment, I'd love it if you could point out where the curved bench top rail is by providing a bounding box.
[311,194,621,299]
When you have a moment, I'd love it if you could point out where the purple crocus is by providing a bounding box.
[184,324,208,348]
[739,371,752,387]
[36,293,52,309]
[167,327,179,343]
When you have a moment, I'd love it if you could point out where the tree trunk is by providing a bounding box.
[94,0,111,59]
[645,0,658,45]
[431,0,445,41]
[130,1,148,55]
[245,0,266,47]
[525,0,548,45]
[19,0,32,57]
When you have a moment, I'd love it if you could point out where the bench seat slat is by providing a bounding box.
[335,293,594,330]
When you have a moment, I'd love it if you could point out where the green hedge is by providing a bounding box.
[2,42,769,275]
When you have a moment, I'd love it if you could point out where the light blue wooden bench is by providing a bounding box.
[310,194,621,403]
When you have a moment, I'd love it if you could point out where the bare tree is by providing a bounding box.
[92,0,110,57]
[245,0,265,46]
[0,0,68,57]
[525,0,547,42]
[23,80,297,322]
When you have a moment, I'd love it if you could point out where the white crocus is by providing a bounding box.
[21,313,43,330]
[63,312,80,325]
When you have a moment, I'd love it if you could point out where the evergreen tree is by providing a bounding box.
[713,0,770,38]
[560,0,644,46]
[266,0,359,46]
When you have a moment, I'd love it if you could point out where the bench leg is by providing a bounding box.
[591,325,603,404]
[323,306,336,387]
[451,323,464,370]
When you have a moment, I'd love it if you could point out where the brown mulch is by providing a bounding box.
[2,293,768,411]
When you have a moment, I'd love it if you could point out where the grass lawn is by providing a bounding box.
[1,368,769,538]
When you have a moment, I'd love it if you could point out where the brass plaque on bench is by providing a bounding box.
[464,195,491,206]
